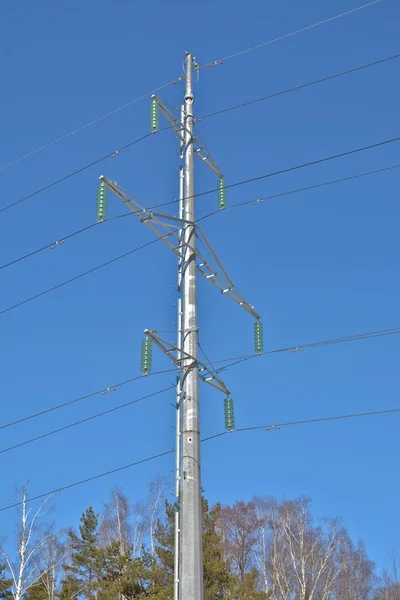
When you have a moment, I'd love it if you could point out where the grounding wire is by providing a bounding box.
[196,52,400,122]
[0,1,381,172]
[199,1,383,69]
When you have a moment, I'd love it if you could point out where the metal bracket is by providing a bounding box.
[145,329,231,395]
[153,96,224,179]
[101,178,260,320]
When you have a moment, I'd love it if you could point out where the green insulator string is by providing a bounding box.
[218,178,226,209]
[141,336,153,374]
[224,397,235,432]
[254,320,264,354]
[150,97,159,133]
[96,182,108,222]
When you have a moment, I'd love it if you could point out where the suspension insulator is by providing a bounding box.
[96,182,108,222]
[254,320,264,354]
[218,178,226,209]
[224,397,235,431]
[150,97,159,133]
[141,336,152,374]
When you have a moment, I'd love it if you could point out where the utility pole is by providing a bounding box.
[180,51,203,600]
[98,50,262,600]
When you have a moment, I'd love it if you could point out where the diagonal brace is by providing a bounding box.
[153,96,224,179]
[145,329,231,395]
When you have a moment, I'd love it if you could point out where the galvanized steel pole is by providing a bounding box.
[180,51,204,600]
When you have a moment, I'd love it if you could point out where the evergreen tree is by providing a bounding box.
[0,564,12,600]
[152,498,233,600]
[97,541,150,600]
[61,507,101,600]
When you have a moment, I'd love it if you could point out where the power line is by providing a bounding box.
[1,399,397,514]
[235,407,400,434]
[2,134,399,316]
[213,327,400,371]
[199,0,383,68]
[0,128,170,215]
[196,52,400,122]
[0,80,182,173]
[2,327,397,454]
[4,159,399,276]
[186,135,400,205]
[0,213,134,272]
[2,49,399,218]
[0,1,379,173]
[198,162,400,222]
[0,448,175,513]
[0,386,173,457]
[0,369,175,431]
[0,236,168,316]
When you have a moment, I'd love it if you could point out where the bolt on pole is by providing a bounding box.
[180,51,204,600]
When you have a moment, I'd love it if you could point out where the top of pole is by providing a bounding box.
[185,52,194,104]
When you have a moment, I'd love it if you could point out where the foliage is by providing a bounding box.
[1,482,398,600]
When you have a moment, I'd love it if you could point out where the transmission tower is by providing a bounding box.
[96,52,263,600]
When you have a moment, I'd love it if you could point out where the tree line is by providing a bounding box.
[0,481,398,600]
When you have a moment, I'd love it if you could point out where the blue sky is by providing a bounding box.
[0,0,399,572]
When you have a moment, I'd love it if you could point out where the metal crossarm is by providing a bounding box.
[101,177,260,320]
[153,96,224,179]
[145,330,231,395]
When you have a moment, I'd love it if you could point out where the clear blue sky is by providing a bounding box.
[0,0,399,572]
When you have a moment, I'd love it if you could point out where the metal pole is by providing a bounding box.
[173,105,185,600]
[180,52,203,600]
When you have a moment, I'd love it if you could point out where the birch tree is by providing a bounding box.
[100,489,131,557]
[0,488,55,600]
[267,498,343,600]
[144,477,165,558]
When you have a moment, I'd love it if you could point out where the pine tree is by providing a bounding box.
[0,564,12,600]
[152,497,233,600]
[61,507,101,600]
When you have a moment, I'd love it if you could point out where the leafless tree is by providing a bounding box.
[217,500,261,582]
[0,487,60,600]
[269,498,343,600]
[144,476,165,557]
[335,535,376,600]
[375,551,400,600]
[100,488,131,556]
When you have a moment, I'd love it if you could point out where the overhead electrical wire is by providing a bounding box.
[1,49,398,217]
[0,236,168,316]
[0,1,380,173]
[0,81,182,173]
[0,368,176,432]
[1,327,398,455]
[1,400,398,514]
[0,213,134,272]
[3,160,400,275]
[0,127,170,215]
[199,0,383,68]
[196,52,400,122]
[0,386,174,457]
[1,134,399,316]
[213,327,400,372]
[197,162,400,222]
